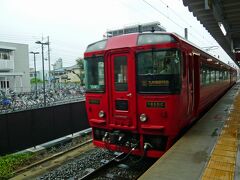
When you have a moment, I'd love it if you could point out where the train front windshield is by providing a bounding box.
[84,57,105,92]
[137,49,181,94]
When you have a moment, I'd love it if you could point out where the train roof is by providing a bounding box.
[85,32,174,53]
[85,32,234,69]
[85,32,206,54]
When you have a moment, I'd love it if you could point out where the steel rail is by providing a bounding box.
[13,139,93,176]
[80,152,125,180]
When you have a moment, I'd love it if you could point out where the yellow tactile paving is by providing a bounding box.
[220,131,238,139]
[212,149,236,158]
[207,161,235,172]
[202,168,234,180]
[226,121,240,126]
[201,90,240,180]
[217,137,237,145]
[210,155,236,165]
[214,144,237,152]
[217,139,237,147]
[221,128,238,134]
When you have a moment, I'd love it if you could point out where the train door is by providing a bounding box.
[107,49,137,130]
[187,52,199,117]
[187,53,194,116]
[193,53,200,116]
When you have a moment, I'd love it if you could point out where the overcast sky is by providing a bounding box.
[0,0,236,70]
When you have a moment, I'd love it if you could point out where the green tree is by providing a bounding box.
[75,57,85,85]
[30,78,42,84]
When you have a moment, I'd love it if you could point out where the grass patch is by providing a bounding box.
[0,152,34,179]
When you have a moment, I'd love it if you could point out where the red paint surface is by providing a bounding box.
[84,32,237,157]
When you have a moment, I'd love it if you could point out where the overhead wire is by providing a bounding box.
[157,0,234,63]
[2,1,227,64]
[142,0,185,29]
[139,0,236,63]
[117,0,155,22]
[157,0,216,47]
[141,0,215,47]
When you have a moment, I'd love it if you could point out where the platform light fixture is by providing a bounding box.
[218,22,227,36]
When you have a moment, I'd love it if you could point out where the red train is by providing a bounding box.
[84,32,237,158]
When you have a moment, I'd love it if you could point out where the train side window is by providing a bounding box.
[182,52,186,78]
[206,68,210,84]
[200,66,203,86]
[224,71,228,80]
[202,67,207,85]
[216,70,219,82]
[219,71,223,81]
[210,69,216,83]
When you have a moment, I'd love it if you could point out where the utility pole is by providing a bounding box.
[30,51,39,97]
[51,64,56,89]
[47,36,51,87]
[35,40,49,106]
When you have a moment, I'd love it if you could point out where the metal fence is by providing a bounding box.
[0,85,85,114]
[0,100,89,155]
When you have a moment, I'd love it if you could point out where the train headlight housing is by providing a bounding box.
[98,110,105,118]
[140,113,147,122]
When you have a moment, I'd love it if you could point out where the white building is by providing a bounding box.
[53,58,63,70]
[0,41,30,93]
[38,70,50,82]
[29,68,41,80]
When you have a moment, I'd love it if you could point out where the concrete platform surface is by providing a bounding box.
[139,83,240,180]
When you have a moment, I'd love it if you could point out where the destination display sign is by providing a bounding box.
[89,99,100,104]
[146,101,165,108]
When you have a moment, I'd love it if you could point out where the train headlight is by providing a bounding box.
[140,114,147,122]
[98,110,105,118]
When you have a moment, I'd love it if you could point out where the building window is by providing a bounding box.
[0,51,11,60]
[0,81,9,89]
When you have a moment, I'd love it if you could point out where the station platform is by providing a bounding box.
[139,82,240,180]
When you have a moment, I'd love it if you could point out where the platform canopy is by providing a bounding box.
[182,0,240,67]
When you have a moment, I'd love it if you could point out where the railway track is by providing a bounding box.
[12,140,156,180]
[80,152,125,180]
[80,152,156,180]
[14,139,93,175]
[11,138,94,179]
